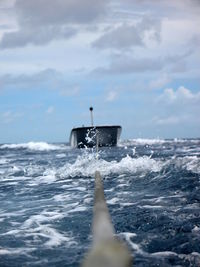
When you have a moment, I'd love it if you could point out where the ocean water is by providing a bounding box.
[0,139,200,267]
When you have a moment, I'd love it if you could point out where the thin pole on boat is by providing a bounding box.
[96,129,99,160]
[89,107,94,127]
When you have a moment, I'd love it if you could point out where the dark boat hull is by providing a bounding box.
[70,126,122,148]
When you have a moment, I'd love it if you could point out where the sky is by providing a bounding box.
[0,0,200,143]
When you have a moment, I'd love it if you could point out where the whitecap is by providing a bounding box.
[56,153,66,158]
[139,205,163,209]
[0,247,36,255]
[2,209,77,249]
[58,153,163,178]
[120,202,135,207]
[151,251,178,257]
[35,224,75,247]
[53,193,71,202]
[23,211,64,228]
[0,158,10,164]
[175,156,200,174]
[119,232,145,255]
[107,197,119,205]
[119,138,166,147]
[68,206,87,213]
[0,142,67,151]
[192,226,200,233]
[83,197,93,204]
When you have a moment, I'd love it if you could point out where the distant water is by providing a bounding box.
[0,139,200,267]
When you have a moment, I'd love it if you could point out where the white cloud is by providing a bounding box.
[105,90,118,102]
[59,85,80,96]
[117,0,200,19]
[149,73,171,90]
[152,115,181,125]
[94,55,164,74]
[150,86,200,131]
[1,110,23,123]
[46,106,54,114]
[157,86,200,104]
[0,69,77,95]
[0,69,59,91]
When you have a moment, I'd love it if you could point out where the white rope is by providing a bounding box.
[81,171,132,267]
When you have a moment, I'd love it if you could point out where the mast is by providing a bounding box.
[89,107,94,127]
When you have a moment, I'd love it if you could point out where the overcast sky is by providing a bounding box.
[0,0,200,143]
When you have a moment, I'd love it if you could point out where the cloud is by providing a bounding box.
[60,87,80,96]
[117,0,200,19]
[157,86,200,104]
[0,0,109,48]
[0,69,81,98]
[152,86,200,129]
[46,106,54,114]
[92,48,194,75]
[149,74,171,90]
[93,23,143,50]
[94,55,164,74]
[105,90,118,102]
[152,115,181,125]
[1,110,23,123]
[93,17,161,50]
[15,0,108,26]
[0,26,77,48]
[0,69,59,90]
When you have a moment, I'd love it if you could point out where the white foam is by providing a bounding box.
[119,138,200,147]
[120,232,145,254]
[53,193,71,202]
[139,205,163,209]
[0,142,67,151]
[0,158,10,164]
[121,232,137,239]
[68,206,87,213]
[120,202,135,207]
[119,138,166,146]
[0,247,36,255]
[175,156,200,174]
[117,183,129,188]
[23,211,64,228]
[75,186,87,191]
[192,226,200,233]
[37,170,57,184]
[58,153,163,178]
[36,224,74,247]
[56,153,66,158]
[107,197,119,205]
[151,251,178,257]
[1,209,77,249]
[0,249,12,255]
[83,197,93,204]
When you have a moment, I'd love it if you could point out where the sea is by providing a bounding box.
[0,139,200,267]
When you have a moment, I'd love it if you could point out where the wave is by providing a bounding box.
[119,138,166,146]
[119,138,200,146]
[175,156,200,174]
[2,210,76,249]
[58,153,163,178]
[0,142,68,151]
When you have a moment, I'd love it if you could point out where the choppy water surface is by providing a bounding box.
[0,139,200,267]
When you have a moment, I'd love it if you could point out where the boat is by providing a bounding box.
[70,107,122,148]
